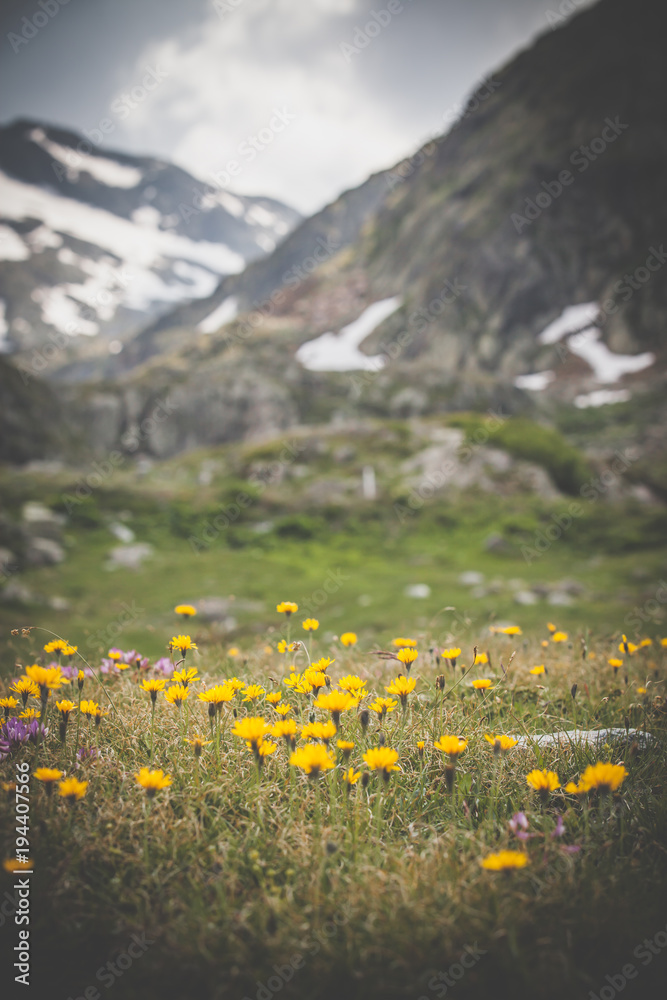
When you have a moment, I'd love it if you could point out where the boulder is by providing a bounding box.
[26,537,65,565]
[21,501,65,541]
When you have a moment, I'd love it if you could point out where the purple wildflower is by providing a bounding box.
[551,815,565,839]
[1,717,30,752]
[509,811,537,841]
[27,719,49,743]
[152,657,174,677]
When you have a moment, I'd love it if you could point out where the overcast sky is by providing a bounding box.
[0,0,597,214]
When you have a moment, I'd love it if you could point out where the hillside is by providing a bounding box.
[0,119,301,373]
[67,0,667,459]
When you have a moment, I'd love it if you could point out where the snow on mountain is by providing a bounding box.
[0,118,301,364]
[296,297,403,371]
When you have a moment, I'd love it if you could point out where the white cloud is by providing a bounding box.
[111,0,596,215]
[113,0,427,213]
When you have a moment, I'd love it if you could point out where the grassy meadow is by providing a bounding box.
[1,416,667,999]
[1,615,667,1000]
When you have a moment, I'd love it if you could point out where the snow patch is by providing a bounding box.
[514,370,556,391]
[29,128,142,188]
[197,296,239,333]
[32,286,99,336]
[245,204,278,228]
[567,327,655,383]
[255,232,276,253]
[296,296,402,372]
[131,205,162,228]
[25,225,63,252]
[538,302,600,344]
[0,300,10,351]
[574,389,631,409]
[0,172,245,276]
[218,192,245,218]
[0,224,29,261]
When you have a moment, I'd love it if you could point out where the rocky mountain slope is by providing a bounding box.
[2,0,667,473]
[65,0,666,460]
[0,119,301,371]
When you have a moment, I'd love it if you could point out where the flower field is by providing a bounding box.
[1,607,667,1000]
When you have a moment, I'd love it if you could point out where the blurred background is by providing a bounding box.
[0,0,665,660]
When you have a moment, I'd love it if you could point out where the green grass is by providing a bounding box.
[1,432,667,667]
[2,488,667,664]
[1,629,666,1000]
[1,419,666,997]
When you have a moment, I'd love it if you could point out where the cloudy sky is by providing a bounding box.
[0,0,596,214]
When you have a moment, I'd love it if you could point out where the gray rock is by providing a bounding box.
[0,579,34,604]
[404,583,431,598]
[26,537,65,565]
[48,596,71,611]
[196,596,264,621]
[21,501,65,541]
[547,591,574,606]
[484,532,509,553]
[0,547,17,573]
[109,522,135,544]
[511,728,656,750]
[459,571,485,586]
[195,596,232,621]
[105,543,153,570]
[515,590,538,605]
[252,521,274,534]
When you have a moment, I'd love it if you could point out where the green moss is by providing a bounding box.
[447,413,590,495]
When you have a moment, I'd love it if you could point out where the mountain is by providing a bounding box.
[0,119,301,371]
[76,0,664,456]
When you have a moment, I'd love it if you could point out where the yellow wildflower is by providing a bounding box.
[433,735,467,758]
[135,768,172,796]
[481,850,528,871]
[363,746,400,779]
[58,777,88,802]
[289,743,335,777]
[276,601,298,616]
